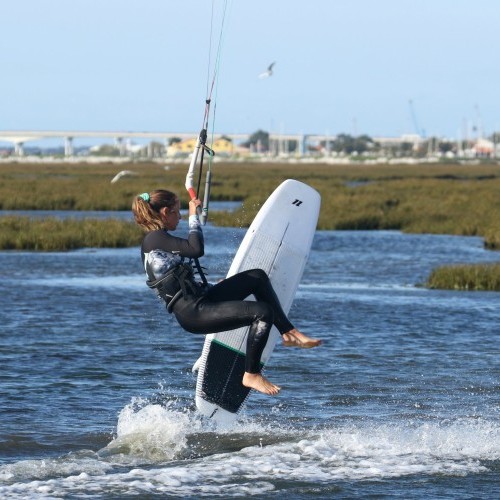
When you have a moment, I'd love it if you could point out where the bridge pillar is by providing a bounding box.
[269,137,277,156]
[273,136,278,156]
[324,136,331,156]
[14,142,24,157]
[280,138,286,156]
[64,137,74,157]
[300,135,307,156]
[115,137,126,156]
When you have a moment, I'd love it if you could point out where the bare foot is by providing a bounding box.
[282,329,322,348]
[242,372,281,395]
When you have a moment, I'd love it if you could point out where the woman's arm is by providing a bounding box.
[142,221,204,259]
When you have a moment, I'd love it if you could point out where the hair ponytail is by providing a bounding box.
[132,189,178,231]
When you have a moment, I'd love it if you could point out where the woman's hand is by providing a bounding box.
[188,198,202,216]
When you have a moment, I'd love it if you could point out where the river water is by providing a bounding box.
[0,215,499,498]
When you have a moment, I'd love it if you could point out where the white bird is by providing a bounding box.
[258,62,275,79]
[110,170,137,184]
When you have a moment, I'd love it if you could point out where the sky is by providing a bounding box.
[1,0,499,142]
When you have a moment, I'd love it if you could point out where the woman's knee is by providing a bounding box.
[246,268,269,281]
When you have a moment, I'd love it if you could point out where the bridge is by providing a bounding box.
[0,130,336,157]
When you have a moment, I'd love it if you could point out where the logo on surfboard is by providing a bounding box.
[292,199,303,206]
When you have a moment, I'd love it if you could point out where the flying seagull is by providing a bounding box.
[110,170,137,184]
[258,62,275,79]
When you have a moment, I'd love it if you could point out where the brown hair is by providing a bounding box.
[132,189,178,231]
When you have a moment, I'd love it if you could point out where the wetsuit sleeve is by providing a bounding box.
[142,225,204,259]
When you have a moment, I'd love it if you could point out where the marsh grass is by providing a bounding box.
[484,224,500,250]
[426,263,500,291]
[0,216,142,251]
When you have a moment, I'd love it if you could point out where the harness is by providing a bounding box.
[147,262,201,313]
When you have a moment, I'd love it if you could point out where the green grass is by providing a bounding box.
[426,263,500,291]
[0,216,142,251]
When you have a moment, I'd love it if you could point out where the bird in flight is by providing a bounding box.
[110,170,137,184]
[258,62,275,79]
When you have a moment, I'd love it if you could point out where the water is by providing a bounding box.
[0,202,241,221]
[1,223,499,498]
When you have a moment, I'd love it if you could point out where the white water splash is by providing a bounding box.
[102,398,201,462]
[1,410,498,498]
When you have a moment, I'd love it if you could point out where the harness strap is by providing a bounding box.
[147,263,199,313]
[193,257,208,286]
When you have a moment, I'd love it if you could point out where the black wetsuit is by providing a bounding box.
[141,217,294,373]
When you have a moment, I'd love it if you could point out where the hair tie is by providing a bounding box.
[139,192,150,202]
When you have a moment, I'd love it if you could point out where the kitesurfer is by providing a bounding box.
[132,189,322,396]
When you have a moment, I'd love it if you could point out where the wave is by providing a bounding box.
[1,400,498,498]
[27,275,144,289]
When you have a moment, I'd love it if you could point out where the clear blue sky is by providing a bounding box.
[1,0,498,140]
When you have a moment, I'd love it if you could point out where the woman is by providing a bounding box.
[132,189,321,396]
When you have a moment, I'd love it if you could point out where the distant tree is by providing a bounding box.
[92,144,120,157]
[243,130,269,151]
[168,137,182,145]
[355,134,376,153]
[328,134,375,154]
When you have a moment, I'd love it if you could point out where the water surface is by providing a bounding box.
[1,226,499,498]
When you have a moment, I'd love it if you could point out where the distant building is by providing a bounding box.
[167,137,250,157]
[373,134,424,149]
[472,138,494,156]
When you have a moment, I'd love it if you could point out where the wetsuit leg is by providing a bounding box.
[245,318,270,373]
[173,269,295,374]
[204,268,294,334]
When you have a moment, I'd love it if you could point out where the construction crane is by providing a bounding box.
[408,99,425,138]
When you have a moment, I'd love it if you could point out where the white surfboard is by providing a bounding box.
[193,179,321,424]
